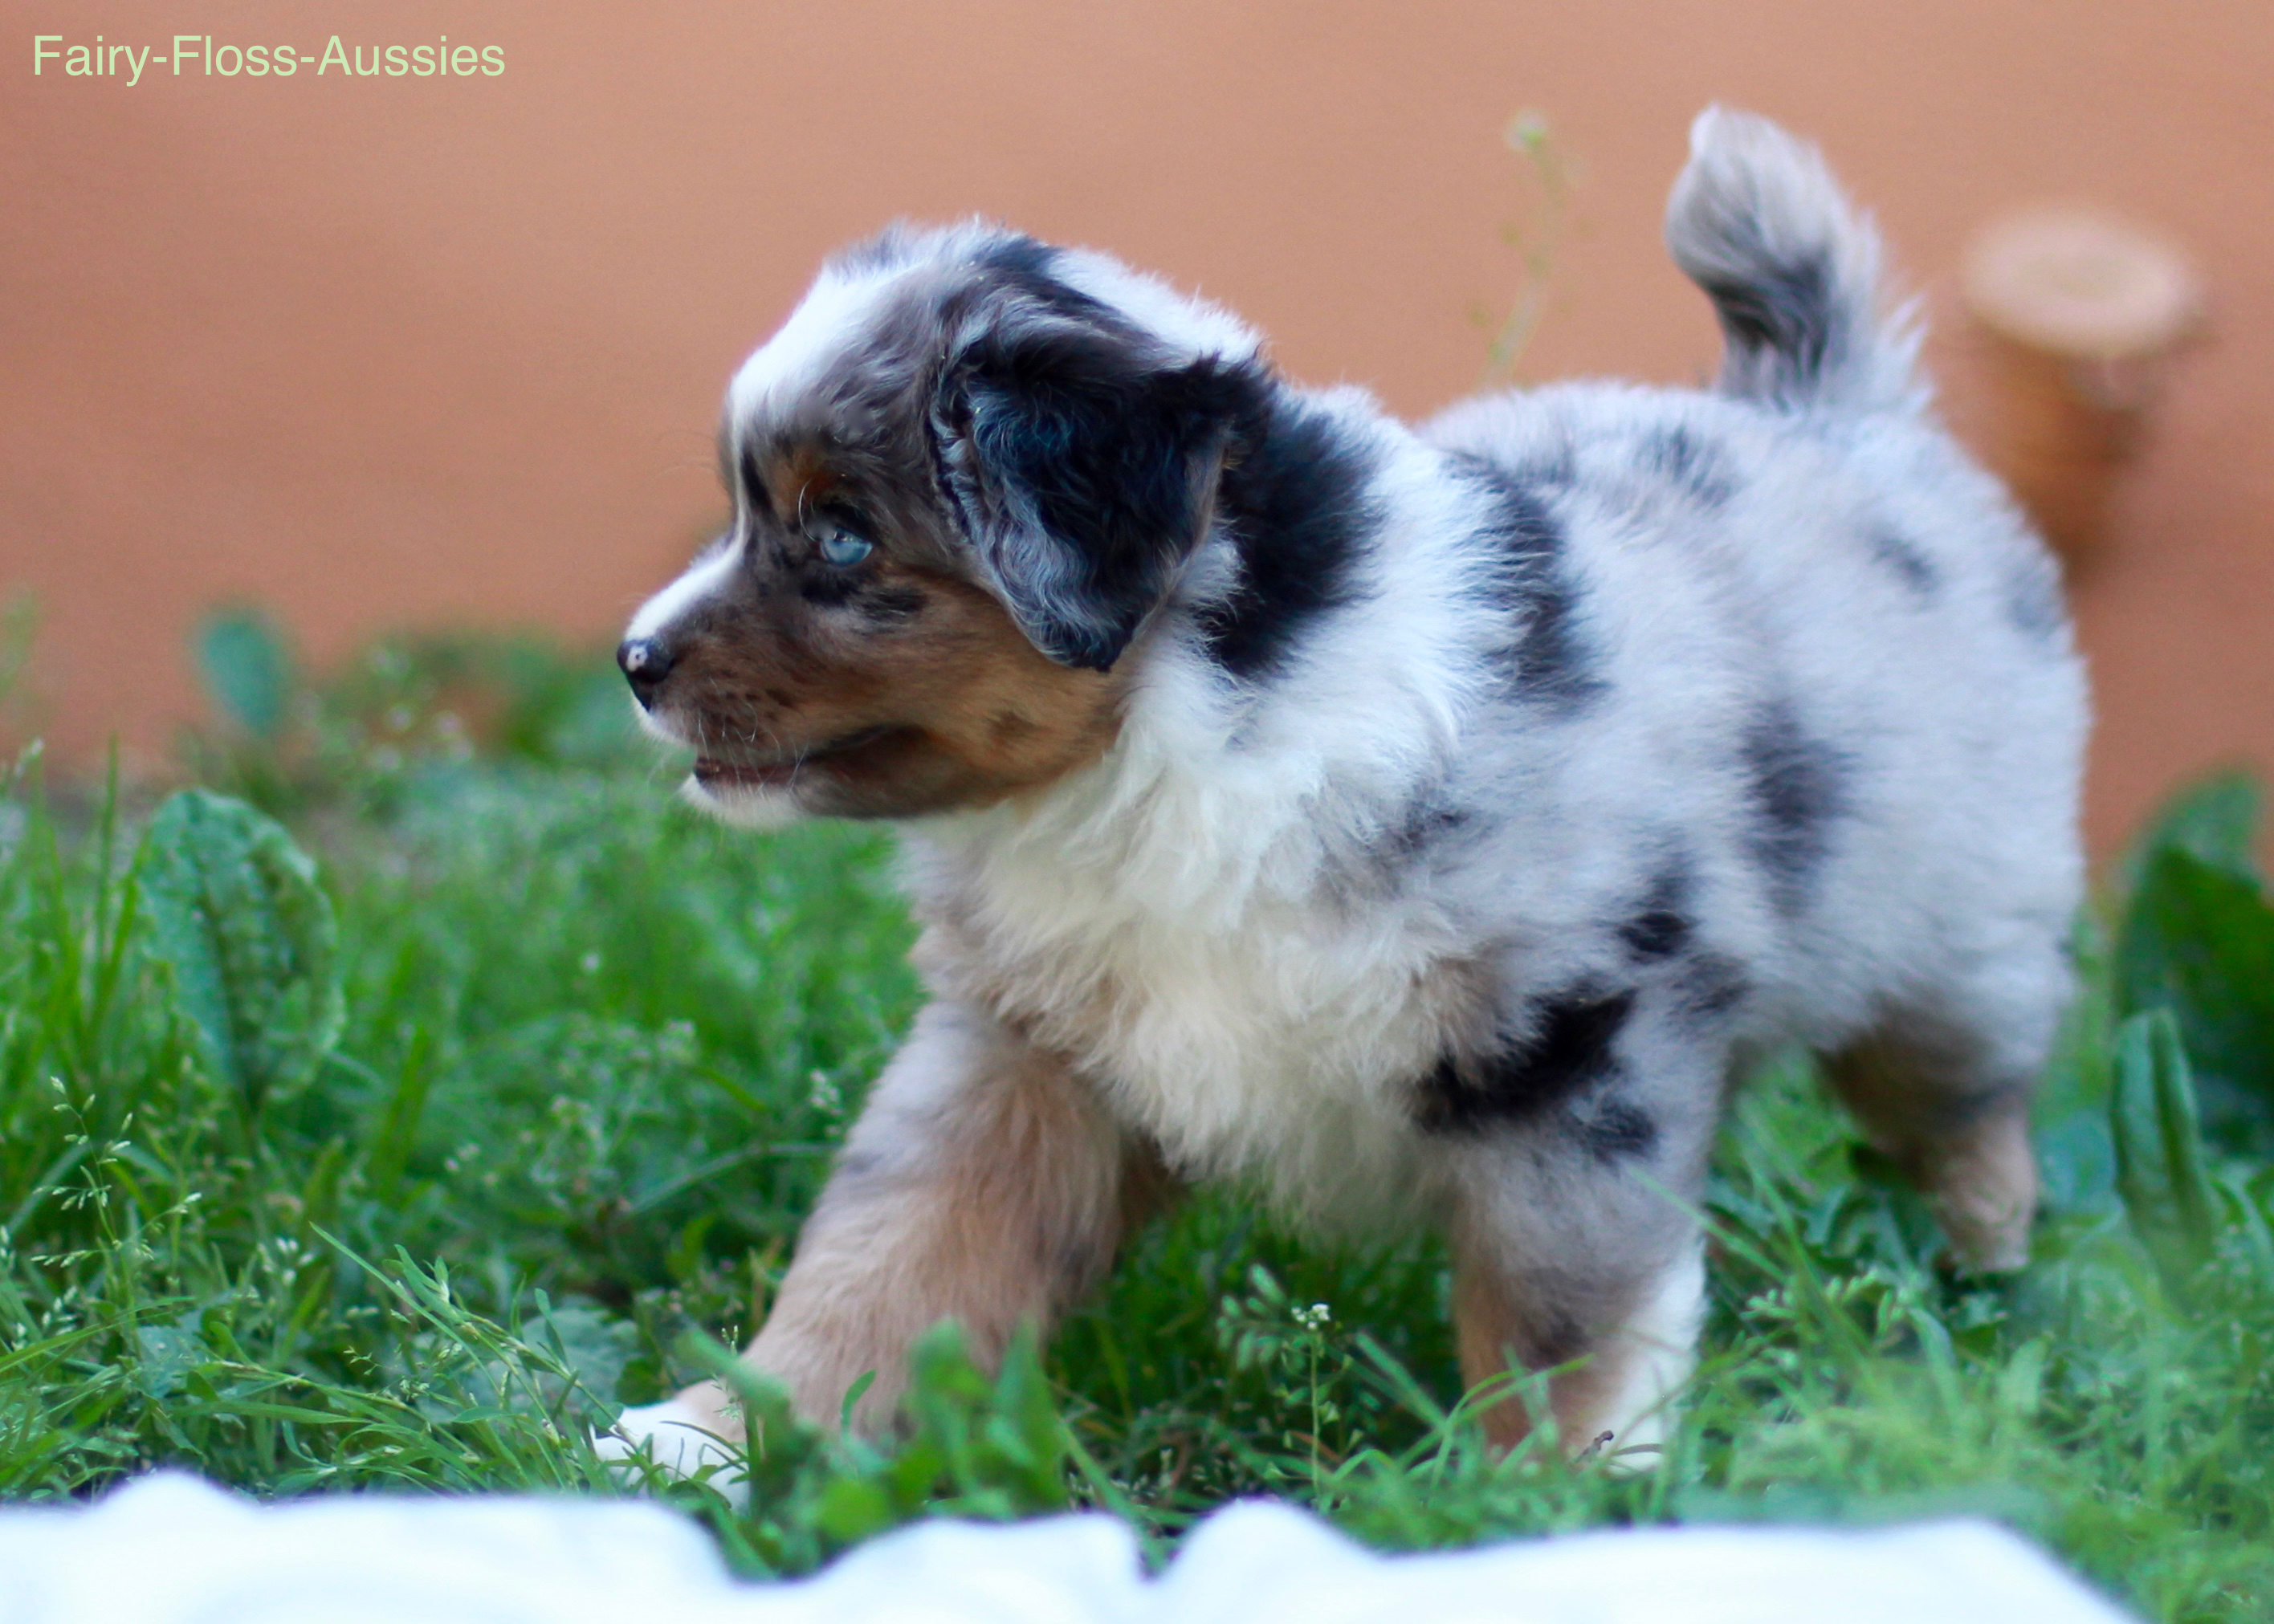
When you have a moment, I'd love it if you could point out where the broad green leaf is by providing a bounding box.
[2033,1111,2117,1215]
[2120,767,2264,889]
[2116,846,2274,1126]
[139,789,342,1108]
[2111,1009,2221,1289]
[133,1322,211,1400]
[522,1299,638,1421]
[196,607,295,739]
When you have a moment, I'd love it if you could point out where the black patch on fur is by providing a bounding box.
[1740,702,1850,911]
[1675,953,1750,1020]
[1196,394,1379,681]
[738,444,769,517]
[931,277,1263,670]
[1449,453,1605,712]
[1695,250,1837,397]
[1416,988,1635,1134]
[969,234,1064,284]
[968,236,1128,331]
[1618,866,1693,961]
[1869,529,1939,596]
[1639,424,1735,508]
[1578,1097,1660,1163]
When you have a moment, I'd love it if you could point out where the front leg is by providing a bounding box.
[1452,1201,1706,1460]
[1429,982,1725,1461]
[613,1000,1153,1467]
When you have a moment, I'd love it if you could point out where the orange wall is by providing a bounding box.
[4,1,2269,853]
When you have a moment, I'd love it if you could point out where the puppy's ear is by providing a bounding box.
[931,318,1257,671]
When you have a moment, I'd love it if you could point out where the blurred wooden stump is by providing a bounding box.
[1951,206,2203,568]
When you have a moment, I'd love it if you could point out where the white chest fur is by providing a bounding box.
[904,824,1469,1232]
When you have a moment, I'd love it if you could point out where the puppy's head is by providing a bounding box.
[622,226,1265,824]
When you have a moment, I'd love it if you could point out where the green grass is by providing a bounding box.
[2,618,2272,1618]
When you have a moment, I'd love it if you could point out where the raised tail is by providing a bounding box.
[1665,107,1922,413]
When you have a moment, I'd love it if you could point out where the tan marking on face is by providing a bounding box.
[864,572,1127,792]
[764,445,842,525]
[654,424,1130,816]
[668,550,1128,818]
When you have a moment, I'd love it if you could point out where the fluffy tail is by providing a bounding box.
[1665,107,1921,413]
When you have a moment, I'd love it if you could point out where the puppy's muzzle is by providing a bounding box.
[617,637,676,708]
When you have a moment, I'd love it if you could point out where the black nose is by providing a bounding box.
[617,637,676,706]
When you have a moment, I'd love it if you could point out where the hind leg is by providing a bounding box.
[1824,956,2066,1270]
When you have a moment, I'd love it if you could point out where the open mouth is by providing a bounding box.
[691,725,900,790]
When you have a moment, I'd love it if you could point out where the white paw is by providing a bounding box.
[1586,1245,1705,1470]
[596,1397,748,1509]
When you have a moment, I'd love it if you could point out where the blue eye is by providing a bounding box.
[807,517,874,568]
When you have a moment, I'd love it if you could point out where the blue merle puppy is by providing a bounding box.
[605,108,2087,1471]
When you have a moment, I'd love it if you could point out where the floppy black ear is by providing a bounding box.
[930,318,1258,670]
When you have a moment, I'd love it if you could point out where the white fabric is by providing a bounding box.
[0,1471,2135,1623]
